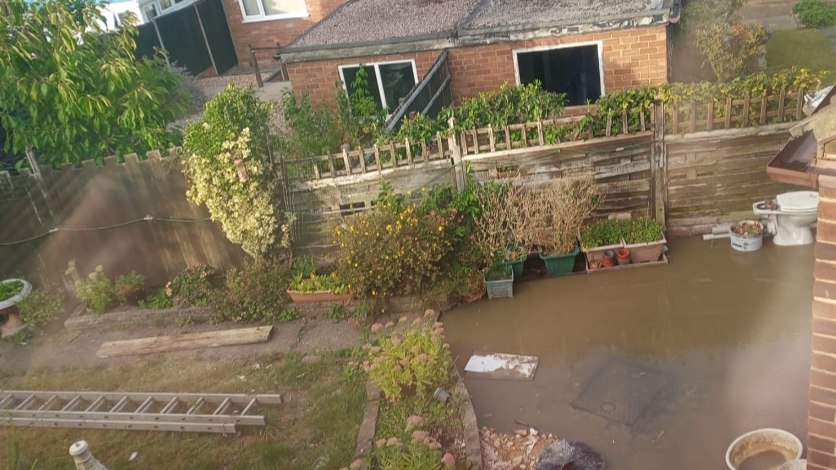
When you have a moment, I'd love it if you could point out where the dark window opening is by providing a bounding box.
[342,65,383,110]
[516,45,602,107]
[341,62,416,113]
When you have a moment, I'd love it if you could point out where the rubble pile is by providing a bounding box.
[479,426,557,470]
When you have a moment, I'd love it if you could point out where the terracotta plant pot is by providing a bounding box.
[287,290,352,304]
[617,248,631,265]
[602,250,616,268]
[588,259,602,271]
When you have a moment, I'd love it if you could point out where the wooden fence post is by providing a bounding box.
[448,118,465,192]
[651,97,667,225]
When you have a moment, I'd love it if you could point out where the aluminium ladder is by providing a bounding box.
[0,390,282,434]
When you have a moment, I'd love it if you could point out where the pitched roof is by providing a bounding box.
[288,0,481,49]
[463,0,665,31]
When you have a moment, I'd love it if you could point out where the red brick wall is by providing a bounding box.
[221,0,346,65]
[286,51,443,108]
[811,175,836,470]
[447,25,669,103]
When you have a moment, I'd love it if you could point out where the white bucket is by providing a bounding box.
[730,220,764,252]
[725,428,803,470]
[779,460,806,470]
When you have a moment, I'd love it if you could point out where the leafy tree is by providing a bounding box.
[183,85,287,258]
[0,0,189,167]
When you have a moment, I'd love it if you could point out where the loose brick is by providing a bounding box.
[811,434,836,454]
[810,450,836,469]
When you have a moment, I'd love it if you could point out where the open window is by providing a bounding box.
[339,61,418,113]
[514,43,604,106]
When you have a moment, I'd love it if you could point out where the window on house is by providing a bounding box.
[142,3,158,19]
[339,61,418,113]
[515,44,603,107]
[239,0,308,21]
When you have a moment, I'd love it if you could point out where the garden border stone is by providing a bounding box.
[353,381,382,470]
[63,304,214,331]
[454,367,483,470]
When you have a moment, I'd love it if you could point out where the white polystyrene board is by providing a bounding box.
[464,352,538,380]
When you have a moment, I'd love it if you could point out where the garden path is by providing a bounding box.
[740,0,800,30]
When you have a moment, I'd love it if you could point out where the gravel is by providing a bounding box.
[289,0,482,49]
[465,0,664,30]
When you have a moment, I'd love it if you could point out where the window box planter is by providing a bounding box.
[581,219,625,262]
[582,241,625,263]
[622,237,667,263]
[539,246,580,276]
[484,267,514,300]
[501,255,527,281]
[286,290,352,304]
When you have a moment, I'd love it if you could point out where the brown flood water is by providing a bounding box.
[442,237,813,470]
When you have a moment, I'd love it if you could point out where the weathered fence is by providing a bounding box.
[286,96,806,252]
[0,152,245,287]
[664,123,796,237]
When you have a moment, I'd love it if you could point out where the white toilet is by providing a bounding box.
[753,191,820,246]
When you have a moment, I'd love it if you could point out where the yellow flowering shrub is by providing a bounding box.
[336,188,457,299]
[183,85,285,257]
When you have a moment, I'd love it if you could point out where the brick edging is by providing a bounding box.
[63,304,214,331]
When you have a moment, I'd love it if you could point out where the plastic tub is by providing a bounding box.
[725,428,802,470]
[730,220,764,252]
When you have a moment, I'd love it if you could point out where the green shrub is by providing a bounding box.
[581,219,625,250]
[168,264,215,308]
[139,288,173,310]
[364,315,452,401]
[17,288,63,327]
[695,22,769,82]
[75,276,121,315]
[183,85,288,257]
[336,186,457,299]
[289,272,348,294]
[211,254,291,323]
[115,271,146,303]
[794,0,836,28]
[622,219,666,244]
[278,308,298,322]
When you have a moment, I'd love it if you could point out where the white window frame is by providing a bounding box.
[237,0,309,24]
[512,41,607,102]
[139,0,200,22]
[337,60,419,114]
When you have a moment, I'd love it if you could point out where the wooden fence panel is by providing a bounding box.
[0,156,245,288]
[664,125,797,237]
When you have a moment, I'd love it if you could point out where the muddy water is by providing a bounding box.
[738,450,787,470]
[442,237,813,470]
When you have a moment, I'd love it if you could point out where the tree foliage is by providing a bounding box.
[183,85,285,258]
[0,0,189,167]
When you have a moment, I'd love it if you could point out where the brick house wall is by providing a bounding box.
[448,25,669,103]
[810,175,836,470]
[221,0,346,65]
[286,50,443,107]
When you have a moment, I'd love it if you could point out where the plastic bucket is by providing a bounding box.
[730,221,764,252]
[725,428,802,470]
[779,460,806,470]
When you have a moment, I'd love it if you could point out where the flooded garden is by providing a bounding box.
[443,237,814,469]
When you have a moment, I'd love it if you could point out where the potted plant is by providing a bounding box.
[0,278,33,338]
[621,219,666,263]
[534,176,599,276]
[287,271,351,303]
[484,263,514,299]
[581,219,625,263]
[474,181,532,281]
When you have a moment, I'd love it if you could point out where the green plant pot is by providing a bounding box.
[501,255,527,281]
[539,246,579,276]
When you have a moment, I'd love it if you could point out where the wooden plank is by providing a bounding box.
[690,103,697,133]
[797,88,804,120]
[760,95,767,124]
[465,352,538,381]
[504,126,511,151]
[488,125,496,152]
[742,93,751,126]
[537,120,545,145]
[622,110,628,135]
[373,145,382,173]
[587,253,668,273]
[96,326,273,358]
[725,97,732,129]
[778,90,786,121]
[359,148,367,173]
[342,148,352,176]
[405,139,413,167]
[706,100,714,131]
[606,111,613,136]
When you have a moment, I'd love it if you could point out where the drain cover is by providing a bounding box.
[571,358,668,427]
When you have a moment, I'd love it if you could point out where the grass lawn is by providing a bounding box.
[1,351,366,470]
[766,28,836,85]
